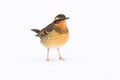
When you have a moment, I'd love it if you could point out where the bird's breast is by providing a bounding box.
[41,30,69,48]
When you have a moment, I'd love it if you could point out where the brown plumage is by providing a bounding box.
[31,14,69,61]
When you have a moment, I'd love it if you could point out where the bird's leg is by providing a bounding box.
[46,48,50,61]
[57,48,64,60]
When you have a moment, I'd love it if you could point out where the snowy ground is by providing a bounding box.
[0,0,120,80]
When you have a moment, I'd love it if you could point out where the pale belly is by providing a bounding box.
[41,31,69,48]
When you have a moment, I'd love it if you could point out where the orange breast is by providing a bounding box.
[41,30,69,48]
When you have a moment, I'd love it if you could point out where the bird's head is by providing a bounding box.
[53,14,69,24]
[54,14,69,20]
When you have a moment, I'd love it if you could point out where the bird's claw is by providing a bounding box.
[46,59,50,61]
[59,57,65,60]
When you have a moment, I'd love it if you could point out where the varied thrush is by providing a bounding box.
[31,14,69,61]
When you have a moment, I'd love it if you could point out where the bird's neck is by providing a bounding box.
[54,20,67,30]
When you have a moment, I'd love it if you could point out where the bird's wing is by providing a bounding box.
[39,23,54,38]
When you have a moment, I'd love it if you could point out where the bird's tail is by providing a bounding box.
[31,29,41,37]
[31,29,40,33]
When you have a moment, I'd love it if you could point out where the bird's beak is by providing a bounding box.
[65,17,69,19]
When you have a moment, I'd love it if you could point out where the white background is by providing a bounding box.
[0,0,120,80]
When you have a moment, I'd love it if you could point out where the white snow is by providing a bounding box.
[0,0,120,80]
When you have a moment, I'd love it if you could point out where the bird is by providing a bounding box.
[31,14,69,61]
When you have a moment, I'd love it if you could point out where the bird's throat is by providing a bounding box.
[54,21,67,30]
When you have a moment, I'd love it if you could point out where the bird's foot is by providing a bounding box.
[59,57,65,61]
[46,59,50,61]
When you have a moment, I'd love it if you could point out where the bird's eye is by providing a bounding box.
[54,17,60,20]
